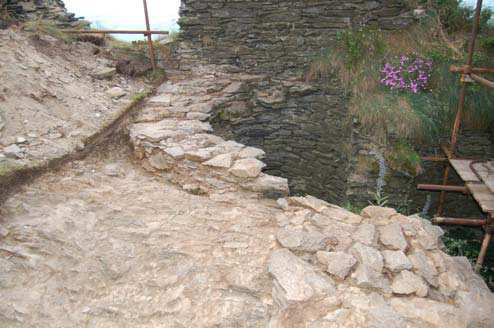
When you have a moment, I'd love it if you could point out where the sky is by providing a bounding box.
[63,0,180,41]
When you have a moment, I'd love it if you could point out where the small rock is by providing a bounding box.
[186,112,210,121]
[164,146,185,159]
[15,136,27,144]
[0,224,8,238]
[409,250,439,287]
[92,67,116,80]
[317,251,357,279]
[268,249,335,307]
[229,158,265,178]
[382,250,413,272]
[276,227,328,252]
[238,146,265,159]
[185,149,212,162]
[27,132,38,138]
[378,222,408,251]
[361,206,397,221]
[353,223,377,246]
[242,174,289,196]
[107,87,126,99]
[203,153,232,168]
[148,94,172,107]
[148,151,172,170]
[103,163,122,177]
[3,144,23,159]
[288,195,330,213]
[276,198,289,210]
[351,263,390,291]
[182,184,208,195]
[391,270,428,297]
[350,242,383,272]
[320,205,362,224]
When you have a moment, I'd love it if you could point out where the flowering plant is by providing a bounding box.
[380,55,433,93]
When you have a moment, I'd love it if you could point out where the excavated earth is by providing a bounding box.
[1,44,494,327]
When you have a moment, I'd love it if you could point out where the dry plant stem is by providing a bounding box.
[436,15,462,59]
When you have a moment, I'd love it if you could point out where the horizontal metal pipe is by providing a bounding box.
[470,73,494,89]
[64,30,169,35]
[417,184,469,193]
[432,217,486,226]
[449,65,494,74]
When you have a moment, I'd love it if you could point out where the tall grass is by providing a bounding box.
[307,13,494,146]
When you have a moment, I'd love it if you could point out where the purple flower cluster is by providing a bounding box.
[380,55,433,93]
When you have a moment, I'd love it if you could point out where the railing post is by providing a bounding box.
[142,0,157,71]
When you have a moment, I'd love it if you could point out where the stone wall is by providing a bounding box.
[1,0,80,29]
[178,0,415,73]
[211,76,351,205]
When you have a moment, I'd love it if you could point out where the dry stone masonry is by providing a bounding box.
[178,0,416,73]
[0,0,81,29]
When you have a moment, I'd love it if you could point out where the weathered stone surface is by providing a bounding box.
[276,227,328,252]
[353,223,377,246]
[203,153,232,168]
[107,87,126,99]
[317,251,357,279]
[186,112,210,121]
[382,250,412,272]
[238,146,265,159]
[288,195,329,213]
[148,94,172,107]
[148,151,172,170]
[3,144,23,158]
[350,242,383,273]
[390,297,468,328]
[321,205,362,224]
[361,206,397,221]
[378,222,408,251]
[185,148,213,162]
[391,270,428,297]
[92,67,116,80]
[409,250,439,287]
[242,174,289,195]
[164,146,185,159]
[229,158,265,178]
[103,163,122,177]
[268,249,334,307]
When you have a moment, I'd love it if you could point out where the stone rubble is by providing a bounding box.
[270,195,494,327]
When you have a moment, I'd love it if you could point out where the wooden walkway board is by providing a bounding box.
[450,159,481,182]
[472,161,494,194]
[466,182,494,214]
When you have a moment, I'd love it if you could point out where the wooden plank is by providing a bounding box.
[466,182,494,213]
[471,161,494,193]
[450,159,480,182]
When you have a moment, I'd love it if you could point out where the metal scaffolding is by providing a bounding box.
[418,0,494,271]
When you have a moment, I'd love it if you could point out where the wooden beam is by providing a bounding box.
[432,217,486,226]
[65,30,169,35]
[417,184,469,193]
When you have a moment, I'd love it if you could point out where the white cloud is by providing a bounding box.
[63,0,181,40]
